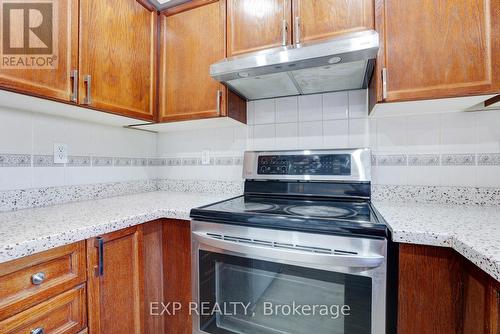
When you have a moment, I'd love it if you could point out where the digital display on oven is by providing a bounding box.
[257,154,351,176]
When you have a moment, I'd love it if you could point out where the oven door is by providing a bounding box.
[191,221,387,334]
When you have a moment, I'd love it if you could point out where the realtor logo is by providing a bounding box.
[1,0,58,69]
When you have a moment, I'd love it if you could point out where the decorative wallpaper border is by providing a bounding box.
[3,152,499,168]
[373,153,500,167]
[0,153,244,168]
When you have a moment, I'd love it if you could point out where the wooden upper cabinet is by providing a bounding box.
[87,226,144,334]
[227,0,292,56]
[79,0,157,121]
[159,0,227,122]
[0,0,78,102]
[292,0,374,43]
[376,0,500,103]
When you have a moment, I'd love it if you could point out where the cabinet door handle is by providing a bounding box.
[70,70,78,103]
[95,236,104,276]
[31,327,44,334]
[83,75,92,105]
[382,68,388,100]
[294,16,301,45]
[281,19,288,46]
[31,272,46,285]
[216,90,222,114]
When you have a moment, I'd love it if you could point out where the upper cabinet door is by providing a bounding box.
[227,0,292,56]
[0,0,78,102]
[159,1,226,122]
[381,0,500,102]
[79,0,157,121]
[292,0,374,44]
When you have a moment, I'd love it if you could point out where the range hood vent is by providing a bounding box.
[210,30,379,100]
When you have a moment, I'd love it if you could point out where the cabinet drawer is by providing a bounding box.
[0,242,86,320]
[0,285,86,334]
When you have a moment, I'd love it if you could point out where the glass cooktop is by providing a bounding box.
[190,195,388,237]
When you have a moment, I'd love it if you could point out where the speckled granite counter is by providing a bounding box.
[1,191,499,283]
[374,201,500,282]
[0,191,233,264]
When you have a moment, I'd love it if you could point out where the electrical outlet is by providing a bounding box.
[54,143,68,164]
[201,150,211,165]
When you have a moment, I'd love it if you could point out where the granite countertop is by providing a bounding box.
[0,191,233,264]
[0,191,498,282]
[374,201,500,282]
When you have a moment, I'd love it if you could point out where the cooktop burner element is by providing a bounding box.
[233,202,278,212]
[284,205,356,218]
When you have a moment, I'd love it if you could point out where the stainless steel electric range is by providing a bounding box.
[190,148,395,334]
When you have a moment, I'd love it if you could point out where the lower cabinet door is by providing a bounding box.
[0,285,86,334]
[488,282,499,334]
[86,226,144,334]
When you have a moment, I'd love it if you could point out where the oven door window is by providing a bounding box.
[198,251,372,334]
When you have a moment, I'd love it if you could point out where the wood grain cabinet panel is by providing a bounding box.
[462,260,500,334]
[0,284,86,334]
[143,220,165,334]
[163,219,192,334]
[159,0,227,122]
[399,244,500,334]
[489,283,500,334]
[292,0,374,43]
[0,241,86,321]
[398,244,463,334]
[227,0,292,56]
[376,0,500,103]
[79,0,157,120]
[0,0,79,102]
[87,226,144,334]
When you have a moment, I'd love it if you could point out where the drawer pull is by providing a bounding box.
[31,327,45,334]
[31,272,46,285]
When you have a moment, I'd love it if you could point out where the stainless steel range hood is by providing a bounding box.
[210,30,379,100]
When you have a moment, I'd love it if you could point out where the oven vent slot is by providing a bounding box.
[205,233,358,256]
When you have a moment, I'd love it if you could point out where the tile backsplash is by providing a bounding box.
[157,89,500,188]
[1,89,500,191]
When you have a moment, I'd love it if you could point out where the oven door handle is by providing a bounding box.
[193,232,384,269]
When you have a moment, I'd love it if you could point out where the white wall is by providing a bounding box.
[0,108,157,190]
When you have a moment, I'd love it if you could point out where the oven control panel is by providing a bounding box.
[257,154,351,175]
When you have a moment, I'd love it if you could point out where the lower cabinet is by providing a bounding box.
[0,220,192,334]
[86,225,144,334]
[86,219,191,334]
[462,261,500,334]
[162,219,192,334]
[398,244,500,334]
[0,241,87,334]
[0,285,86,334]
